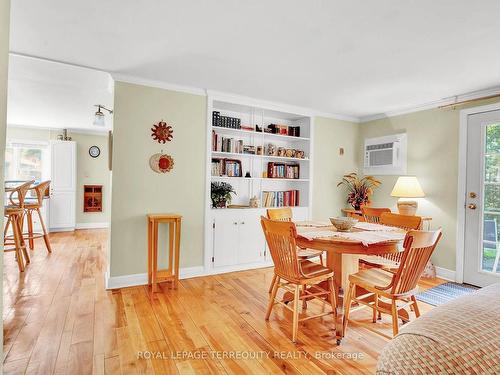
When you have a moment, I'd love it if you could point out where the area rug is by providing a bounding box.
[415,282,479,306]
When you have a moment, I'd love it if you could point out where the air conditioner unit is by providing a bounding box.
[363,133,407,175]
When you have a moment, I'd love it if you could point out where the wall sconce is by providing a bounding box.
[93,104,113,127]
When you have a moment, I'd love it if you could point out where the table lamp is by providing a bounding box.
[390,176,425,215]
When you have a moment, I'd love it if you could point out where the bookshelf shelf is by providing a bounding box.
[205,95,313,275]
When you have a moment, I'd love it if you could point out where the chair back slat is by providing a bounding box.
[8,180,35,208]
[267,207,293,222]
[391,229,442,295]
[261,216,302,280]
[30,180,51,206]
[361,207,391,223]
[380,212,422,230]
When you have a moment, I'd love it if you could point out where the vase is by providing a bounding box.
[213,199,227,209]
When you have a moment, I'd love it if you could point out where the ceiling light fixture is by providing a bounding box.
[93,104,113,127]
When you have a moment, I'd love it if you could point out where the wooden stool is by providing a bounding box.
[23,181,52,252]
[4,207,30,272]
[147,214,182,292]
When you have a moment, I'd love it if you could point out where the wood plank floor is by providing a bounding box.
[3,230,444,375]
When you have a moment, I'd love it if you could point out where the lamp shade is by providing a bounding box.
[390,176,425,198]
[93,111,105,127]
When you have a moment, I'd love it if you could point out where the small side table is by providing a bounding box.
[147,214,182,292]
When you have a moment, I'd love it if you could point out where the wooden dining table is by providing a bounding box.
[293,222,406,344]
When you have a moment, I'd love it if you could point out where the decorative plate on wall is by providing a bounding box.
[151,120,173,143]
[89,145,101,158]
[149,153,174,173]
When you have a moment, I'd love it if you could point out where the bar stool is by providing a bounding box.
[147,214,182,293]
[23,181,52,252]
[4,181,33,271]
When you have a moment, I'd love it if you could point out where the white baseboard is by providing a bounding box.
[435,266,456,282]
[105,266,205,290]
[76,222,110,229]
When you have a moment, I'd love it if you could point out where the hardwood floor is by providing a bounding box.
[3,230,444,375]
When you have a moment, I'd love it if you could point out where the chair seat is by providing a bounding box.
[4,206,24,215]
[360,255,399,269]
[348,268,394,292]
[297,248,323,259]
[300,260,333,279]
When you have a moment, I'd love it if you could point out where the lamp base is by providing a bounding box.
[397,200,418,216]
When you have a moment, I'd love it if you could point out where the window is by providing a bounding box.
[4,140,49,183]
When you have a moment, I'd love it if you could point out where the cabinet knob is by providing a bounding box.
[241,221,245,225]
[233,222,238,225]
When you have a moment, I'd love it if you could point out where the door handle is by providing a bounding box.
[468,203,477,210]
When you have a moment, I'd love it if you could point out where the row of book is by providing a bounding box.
[267,162,300,179]
[262,190,300,207]
[212,111,241,129]
[267,124,301,137]
[211,158,242,177]
[212,132,244,153]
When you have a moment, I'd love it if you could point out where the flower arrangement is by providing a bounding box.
[211,181,236,208]
[337,173,381,210]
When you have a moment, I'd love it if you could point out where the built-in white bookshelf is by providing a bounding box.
[204,94,313,274]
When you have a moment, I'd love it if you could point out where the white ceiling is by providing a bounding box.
[7,55,113,131]
[8,0,500,120]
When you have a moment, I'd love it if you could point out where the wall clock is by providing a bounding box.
[89,145,101,158]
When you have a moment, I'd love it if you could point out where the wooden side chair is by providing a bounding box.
[343,228,442,337]
[361,207,391,223]
[266,207,324,293]
[261,216,337,343]
[4,181,33,271]
[360,212,423,269]
[23,181,52,252]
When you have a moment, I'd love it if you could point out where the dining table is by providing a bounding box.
[292,221,407,344]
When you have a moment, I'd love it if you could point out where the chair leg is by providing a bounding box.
[36,208,52,253]
[27,210,34,250]
[301,285,307,311]
[292,284,300,343]
[391,299,399,336]
[342,282,355,337]
[265,276,279,320]
[372,294,378,323]
[328,277,337,319]
[268,273,277,294]
[11,215,25,272]
[410,295,420,318]
[4,215,11,239]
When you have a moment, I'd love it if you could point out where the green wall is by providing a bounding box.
[110,82,206,277]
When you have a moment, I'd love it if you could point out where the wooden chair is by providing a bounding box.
[266,207,324,293]
[361,207,391,223]
[360,212,423,269]
[343,229,442,337]
[4,181,33,271]
[261,216,337,343]
[23,181,52,252]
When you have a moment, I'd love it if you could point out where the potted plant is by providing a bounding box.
[211,181,236,208]
[337,173,381,210]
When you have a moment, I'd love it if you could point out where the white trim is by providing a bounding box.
[7,123,110,136]
[435,266,456,282]
[105,266,205,289]
[112,73,207,97]
[76,222,110,230]
[456,101,500,284]
[360,86,500,123]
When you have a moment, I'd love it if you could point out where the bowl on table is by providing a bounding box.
[329,217,358,232]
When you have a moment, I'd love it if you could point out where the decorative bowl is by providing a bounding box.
[329,217,358,232]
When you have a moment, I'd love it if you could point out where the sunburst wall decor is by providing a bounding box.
[149,153,174,173]
[151,120,173,143]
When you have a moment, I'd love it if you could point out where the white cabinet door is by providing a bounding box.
[51,141,76,192]
[49,191,75,230]
[213,217,239,268]
[238,212,265,264]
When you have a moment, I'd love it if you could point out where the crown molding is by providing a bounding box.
[359,85,500,123]
[111,73,207,96]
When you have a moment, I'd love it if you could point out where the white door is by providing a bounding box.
[51,141,76,191]
[213,217,239,268]
[49,191,76,229]
[238,212,265,264]
[464,110,500,286]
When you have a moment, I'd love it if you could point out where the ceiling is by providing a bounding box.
[8,0,500,120]
[7,55,113,131]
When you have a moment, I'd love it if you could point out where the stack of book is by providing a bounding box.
[211,158,242,177]
[262,190,300,207]
[212,111,241,129]
[267,162,300,179]
[266,124,301,137]
[212,131,243,153]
